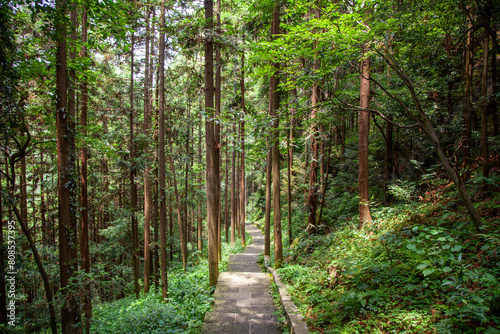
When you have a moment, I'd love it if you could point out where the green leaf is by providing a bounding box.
[416,263,429,270]
[423,269,435,277]
[406,243,416,251]
[442,266,453,273]
[360,299,367,307]
[451,245,462,252]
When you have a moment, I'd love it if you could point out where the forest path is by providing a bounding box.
[201,222,282,334]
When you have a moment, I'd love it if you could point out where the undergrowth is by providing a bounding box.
[276,174,500,333]
[89,241,246,334]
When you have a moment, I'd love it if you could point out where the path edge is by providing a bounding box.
[264,256,309,334]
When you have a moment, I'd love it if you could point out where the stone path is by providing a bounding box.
[201,222,282,334]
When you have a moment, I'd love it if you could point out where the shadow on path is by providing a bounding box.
[201,222,281,334]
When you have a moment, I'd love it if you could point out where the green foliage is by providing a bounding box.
[91,239,246,334]
[275,195,500,333]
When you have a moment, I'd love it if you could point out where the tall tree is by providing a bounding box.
[143,3,153,294]
[79,5,92,332]
[129,28,140,299]
[264,146,271,256]
[358,44,372,228]
[215,0,222,259]
[270,3,283,269]
[158,0,168,299]
[56,0,79,331]
[307,6,321,234]
[239,52,246,246]
[205,0,219,286]
[463,9,474,171]
[480,1,490,179]
[287,99,294,245]
[231,121,237,246]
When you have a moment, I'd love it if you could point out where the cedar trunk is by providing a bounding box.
[359,45,372,227]
[270,4,283,269]
[56,0,79,330]
[205,0,219,287]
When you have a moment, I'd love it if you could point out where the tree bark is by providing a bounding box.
[129,30,140,299]
[492,27,498,137]
[205,0,219,287]
[158,0,168,299]
[143,3,152,294]
[231,122,237,246]
[169,137,188,270]
[384,119,393,203]
[463,13,474,171]
[359,44,372,228]
[198,109,203,251]
[287,108,293,245]
[270,4,283,269]
[307,7,321,234]
[215,0,222,260]
[239,53,246,246]
[480,7,490,178]
[56,0,79,330]
[80,6,91,332]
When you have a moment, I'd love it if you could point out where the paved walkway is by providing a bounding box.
[201,222,281,334]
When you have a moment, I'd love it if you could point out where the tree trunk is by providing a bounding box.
[169,138,188,270]
[463,13,474,171]
[307,7,321,234]
[158,0,168,299]
[205,0,219,287]
[231,122,237,246]
[270,4,283,269]
[56,0,79,330]
[215,0,222,260]
[239,53,246,246]
[224,128,230,242]
[198,109,203,251]
[129,30,140,299]
[384,119,393,204]
[182,113,190,269]
[287,108,293,245]
[143,4,152,294]
[480,9,490,179]
[359,44,372,228]
[492,27,498,137]
[80,6,92,332]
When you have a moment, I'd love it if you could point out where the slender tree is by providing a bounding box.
[205,0,219,286]
[129,29,140,299]
[215,0,222,259]
[480,2,490,179]
[56,0,79,330]
[158,0,168,299]
[270,3,283,269]
[463,10,474,171]
[239,52,246,246]
[307,6,321,234]
[231,121,237,246]
[79,5,91,332]
[287,102,293,245]
[143,3,153,294]
[358,44,372,228]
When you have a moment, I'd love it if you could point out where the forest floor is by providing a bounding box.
[201,222,282,334]
[259,176,500,333]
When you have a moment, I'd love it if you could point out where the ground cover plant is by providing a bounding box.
[89,241,246,334]
[274,174,500,333]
